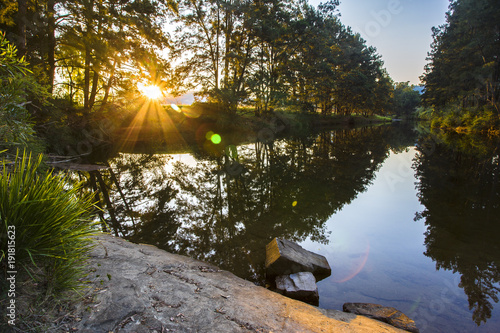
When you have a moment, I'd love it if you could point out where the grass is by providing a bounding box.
[0,150,98,331]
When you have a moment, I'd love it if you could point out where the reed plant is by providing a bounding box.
[0,150,97,294]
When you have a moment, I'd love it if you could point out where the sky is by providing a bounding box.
[310,0,450,84]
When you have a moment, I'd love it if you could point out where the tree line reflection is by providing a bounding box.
[88,124,414,284]
[413,131,500,326]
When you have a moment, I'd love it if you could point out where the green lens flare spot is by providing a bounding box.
[211,134,222,144]
[171,103,181,112]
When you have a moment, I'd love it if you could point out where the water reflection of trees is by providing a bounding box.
[414,133,500,326]
[95,124,416,284]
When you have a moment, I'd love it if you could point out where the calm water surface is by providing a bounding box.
[91,123,500,332]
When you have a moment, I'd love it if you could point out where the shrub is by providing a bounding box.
[0,33,48,154]
[471,109,499,133]
[0,150,97,294]
[431,117,442,128]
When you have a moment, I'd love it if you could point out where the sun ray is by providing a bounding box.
[120,99,151,151]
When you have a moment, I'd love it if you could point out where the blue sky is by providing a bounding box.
[310,0,450,84]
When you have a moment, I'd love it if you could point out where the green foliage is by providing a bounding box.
[1,0,395,149]
[421,0,500,131]
[0,150,97,293]
[392,82,421,118]
[0,0,17,26]
[424,103,500,134]
[0,32,46,153]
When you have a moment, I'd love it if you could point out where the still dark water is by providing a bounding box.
[89,123,500,332]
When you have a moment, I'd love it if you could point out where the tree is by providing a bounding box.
[285,2,342,114]
[246,0,300,115]
[1,0,177,112]
[174,0,275,113]
[57,0,175,112]
[421,0,500,124]
[0,0,59,93]
[392,82,421,118]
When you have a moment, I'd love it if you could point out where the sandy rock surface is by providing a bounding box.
[70,234,409,332]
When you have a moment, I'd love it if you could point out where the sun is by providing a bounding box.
[138,83,163,100]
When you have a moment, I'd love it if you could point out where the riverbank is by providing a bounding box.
[51,234,409,332]
[114,107,393,155]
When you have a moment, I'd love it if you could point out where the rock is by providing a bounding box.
[343,303,419,333]
[265,238,331,281]
[275,272,319,305]
[66,234,407,333]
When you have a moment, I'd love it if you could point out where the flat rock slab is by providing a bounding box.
[275,272,319,305]
[343,303,419,333]
[265,238,331,281]
[61,234,409,332]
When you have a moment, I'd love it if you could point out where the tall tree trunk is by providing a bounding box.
[83,0,94,111]
[88,0,106,110]
[46,0,56,93]
[214,0,220,94]
[16,0,27,56]
[223,0,232,90]
[99,60,116,111]
[84,46,91,110]
[88,67,99,109]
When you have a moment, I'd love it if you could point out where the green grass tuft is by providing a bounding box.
[1,150,98,294]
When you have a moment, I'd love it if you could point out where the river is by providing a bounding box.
[85,122,500,332]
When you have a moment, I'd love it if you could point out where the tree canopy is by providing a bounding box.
[0,0,176,111]
[421,0,500,131]
[173,0,393,115]
[0,0,395,117]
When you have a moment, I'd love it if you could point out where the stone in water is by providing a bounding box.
[265,238,331,281]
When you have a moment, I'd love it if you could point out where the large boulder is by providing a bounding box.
[343,303,419,333]
[275,272,319,305]
[265,238,331,281]
[66,234,408,333]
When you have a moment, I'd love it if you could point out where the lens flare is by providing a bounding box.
[210,134,222,144]
[206,131,215,141]
[171,103,181,112]
[335,241,370,283]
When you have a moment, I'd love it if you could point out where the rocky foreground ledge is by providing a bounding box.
[69,234,411,332]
